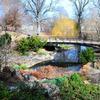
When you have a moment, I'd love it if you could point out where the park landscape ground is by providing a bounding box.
[0,31,100,100]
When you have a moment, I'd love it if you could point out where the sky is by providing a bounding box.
[21,0,74,18]
[56,0,74,18]
[0,0,92,19]
[45,0,74,19]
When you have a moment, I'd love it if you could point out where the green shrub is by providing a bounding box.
[0,33,12,70]
[37,49,48,55]
[17,38,29,55]
[80,48,95,64]
[59,44,72,50]
[28,36,47,52]
[0,82,10,100]
[13,64,28,70]
[0,33,12,47]
[17,36,47,54]
[60,74,100,100]
[43,73,100,100]
[0,74,100,100]
[9,82,46,100]
[0,82,46,100]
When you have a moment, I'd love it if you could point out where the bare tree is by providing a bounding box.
[25,0,54,35]
[94,18,100,40]
[70,0,89,39]
[93,0,100,16]
[0,0,25,32]
[2,8,22,32]
[93,0,100,40]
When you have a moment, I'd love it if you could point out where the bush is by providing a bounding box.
[0,33,12,70]
[17,36,47,54]
[13,64,28,70]
[0,74,100,100]
[59,44,72,50]
[0,82,46,100]
[0,82,10,100]
[17,38,29,55]
[28,36,47,52]
[37,49,48,55]
[10,82,46,100]
[43,73,100,100]
[80,48,95,64]
[0,33,11,47]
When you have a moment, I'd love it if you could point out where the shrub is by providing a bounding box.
[28,36,47,52]
[0,81,46,100]
[0,82,10,100]
[17,36,47,54]
[17,38,29,55]
[0,33,11,47]
[0,82,46,100]
[80,48,95,64]
[0,74,100,100]
[13,64,28,70]
[43,73,100,100]
[59,44,72,50]
[0,33,12,70]
[37,49,48,55]
[9,82,46,100]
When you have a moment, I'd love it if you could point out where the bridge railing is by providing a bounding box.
[82,34,100,41]
[39,34,100,42]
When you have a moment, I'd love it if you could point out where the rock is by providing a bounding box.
[3,66,11,73]
[87,73,100,84]
[80,63,92,75]
[42,83,60,100]
[80,63,100,84]
[25,80,61,100]
[16,71,24,81]
[84,80,90,84]
[0,67,24,83]
[0,67,16,80]
[29,75,37,82]
[94,61,100,69]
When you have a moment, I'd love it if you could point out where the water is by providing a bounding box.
[54,46,87,62]
[32,60,81,72]
[32,46,86,71]
[67,66,81,71]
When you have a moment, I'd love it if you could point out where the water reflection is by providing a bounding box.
[54,46,86,62]
[32,46,86,71]
[67,65,81,71]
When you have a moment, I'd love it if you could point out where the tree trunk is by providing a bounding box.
[77,18,82,63]
[36,19,41,35]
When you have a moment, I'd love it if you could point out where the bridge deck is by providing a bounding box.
[47,38,100,46]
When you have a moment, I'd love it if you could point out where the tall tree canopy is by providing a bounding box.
[25,0,55,35]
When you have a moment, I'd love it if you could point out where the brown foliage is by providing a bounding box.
[20,65,73,79]
[1,0,24,32]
